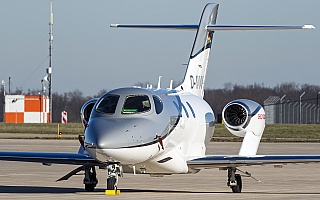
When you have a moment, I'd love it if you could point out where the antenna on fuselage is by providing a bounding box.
[157,76,162,90]
[167,80,173,90]
[146,84,153,89]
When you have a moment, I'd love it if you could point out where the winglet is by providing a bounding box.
[303,24,316,29]
[110,24,119,28]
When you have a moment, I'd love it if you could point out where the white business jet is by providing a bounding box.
[0,3,318,193]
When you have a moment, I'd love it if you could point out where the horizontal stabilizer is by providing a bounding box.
[206,24,316,31]
[110,24,198,30]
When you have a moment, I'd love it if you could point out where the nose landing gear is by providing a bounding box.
[106,163,123,191]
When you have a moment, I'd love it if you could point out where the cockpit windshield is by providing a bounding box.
[122,95,151,114]
[95,94,120,114]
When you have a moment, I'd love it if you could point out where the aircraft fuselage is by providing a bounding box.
[84,87,215,174]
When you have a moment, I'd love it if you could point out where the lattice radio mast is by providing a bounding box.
[47,0,53,122]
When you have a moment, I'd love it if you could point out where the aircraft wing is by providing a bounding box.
[187,155,320,169]
[0,151,101,166]
[111,24,315,31]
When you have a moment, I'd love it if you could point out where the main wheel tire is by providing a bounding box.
[85,184,95,192]
[231,174,242,193]
[107,176,116,190]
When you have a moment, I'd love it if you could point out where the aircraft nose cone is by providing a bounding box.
[84,118,128,149]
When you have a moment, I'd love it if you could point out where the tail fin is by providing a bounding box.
[177,3,219,98]
[111,3,219,98]
[111,3,314,98]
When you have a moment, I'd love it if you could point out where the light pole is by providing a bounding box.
[299,92,305,124]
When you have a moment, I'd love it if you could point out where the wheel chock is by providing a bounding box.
[105,190,120,195]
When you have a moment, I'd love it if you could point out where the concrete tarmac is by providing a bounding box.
[0,140,319,199]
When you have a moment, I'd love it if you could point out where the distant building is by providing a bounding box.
[4,95,50,123]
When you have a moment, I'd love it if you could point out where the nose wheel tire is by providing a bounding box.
[107,176,117,190]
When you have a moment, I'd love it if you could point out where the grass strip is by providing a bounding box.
[0,123,320,142]
[0,123,83,135]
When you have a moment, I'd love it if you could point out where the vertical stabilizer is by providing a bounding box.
[111,3,314,99]
[177,3,219,98]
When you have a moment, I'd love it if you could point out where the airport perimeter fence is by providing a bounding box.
[264,96,320,124]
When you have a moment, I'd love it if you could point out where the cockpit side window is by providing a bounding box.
[153,95,163,114]
[95,95,120,114]
[122,95,151,114]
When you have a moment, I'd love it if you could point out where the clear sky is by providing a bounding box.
[1,0,319,96]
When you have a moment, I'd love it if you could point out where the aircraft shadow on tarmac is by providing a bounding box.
[122,189,320,195]
[0,185,84,193]
[0,186,319,195]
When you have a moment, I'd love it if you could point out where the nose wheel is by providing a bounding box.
[107,176,117,190]
[106,164,122,191]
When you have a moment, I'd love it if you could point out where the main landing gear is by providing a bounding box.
[226,167,262,193]
[84,165,98,192]
[227,167,242,193]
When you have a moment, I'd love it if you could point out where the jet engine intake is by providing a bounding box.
[222,99,265,137]
[80,98,98,128]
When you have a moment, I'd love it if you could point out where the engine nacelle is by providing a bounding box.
[80,98,98,128]
[222,99,265,138]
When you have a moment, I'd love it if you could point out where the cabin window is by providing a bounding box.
[153,95,163,114]
[122,95,151,114]
[95,95,120,114]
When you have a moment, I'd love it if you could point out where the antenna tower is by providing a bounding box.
[47,0,53,122]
